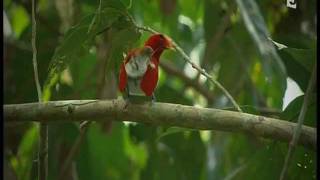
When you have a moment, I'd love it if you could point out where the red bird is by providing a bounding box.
[118,34,173,101]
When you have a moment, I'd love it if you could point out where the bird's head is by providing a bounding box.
[144,34,174,53]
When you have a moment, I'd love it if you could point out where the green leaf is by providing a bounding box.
[276,44,316,91]
[179,0,203,23]
[43,7,125,100]
[9,4,30,38]
[14,125,38,180]
[101,0,127,11]
[106,25,141,73]
[280,94,316,127]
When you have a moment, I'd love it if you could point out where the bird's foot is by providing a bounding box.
[123,97,131,109]
[151,94,156,105]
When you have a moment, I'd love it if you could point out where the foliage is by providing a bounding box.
[3,0,316,179]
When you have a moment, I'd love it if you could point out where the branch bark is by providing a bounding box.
[4,99,316,150]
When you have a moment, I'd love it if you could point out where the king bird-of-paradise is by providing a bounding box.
[118,34,174,102]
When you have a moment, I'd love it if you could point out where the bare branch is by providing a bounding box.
[160,61,215,103]
[59,121,90,180]
[4,99,316,150]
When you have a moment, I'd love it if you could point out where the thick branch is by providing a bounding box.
[4,99,316,150]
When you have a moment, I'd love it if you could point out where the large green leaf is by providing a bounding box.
[280,94,316,127]
[12,125,38,180]
[9,4,30,38]
[106,24,141,74]
[274,42,316,91]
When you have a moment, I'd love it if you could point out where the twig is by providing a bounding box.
[58,2,105,178]
[223,163,248,180]
[200,4,234,70]
[59,121,90,180]
[279,63,317,180]
[31,0,48,179]
[136,26,243,112]
[4,99,316,150]
[160,61,215,103]
[32,0,42,101]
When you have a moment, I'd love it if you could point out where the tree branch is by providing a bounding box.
[4,99,316,150]
[160,61,215,103]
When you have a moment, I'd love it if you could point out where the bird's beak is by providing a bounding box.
[168,44,176,51]
[166,39,176,51]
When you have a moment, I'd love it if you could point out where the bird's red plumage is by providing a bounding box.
[118,34,172,96]
[140,57,159,96]
[118,62,127,92]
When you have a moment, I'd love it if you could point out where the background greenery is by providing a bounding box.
[3,0,316,179]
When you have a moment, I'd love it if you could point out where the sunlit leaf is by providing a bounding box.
[14,125,38,180]
[9,4,30,38]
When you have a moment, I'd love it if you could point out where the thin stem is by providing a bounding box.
[160,61,215,103]
[59,121,90,180]
[32,0,48,179]
[32,0,42,101]
[279,63,317,180]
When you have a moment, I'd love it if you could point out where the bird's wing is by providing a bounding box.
[140,58,159,96]
[118,62,128,92]
[118,50,136,92]
[124,51,150,78]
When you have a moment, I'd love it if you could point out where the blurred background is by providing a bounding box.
[3,0,317,179]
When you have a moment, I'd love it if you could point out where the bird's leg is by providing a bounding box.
[151,93,156,104]
[124,86,131,109]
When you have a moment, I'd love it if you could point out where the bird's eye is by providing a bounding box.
[159,34,165,40]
